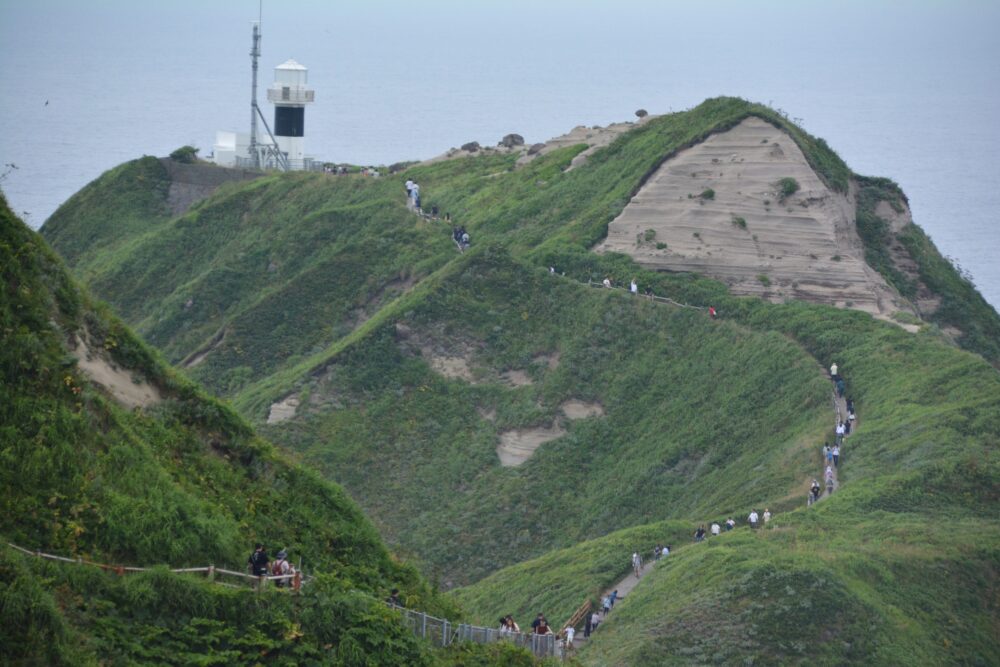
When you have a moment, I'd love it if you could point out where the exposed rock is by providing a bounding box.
[595,116,907,320]
[461,141,481,153]
[499,133,525,148]
[635,109,649,118]
[527,143,546,156]
[267,395,300,424]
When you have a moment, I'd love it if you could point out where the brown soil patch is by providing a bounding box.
[72,336,162,409]
[267,395,300,424]
[428,354,475,381]
[501,369,533,387]
[560,400,605,419]
[181,327,226,369]
[496,425,567,467]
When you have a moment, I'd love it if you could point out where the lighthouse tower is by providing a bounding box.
[266,59,315,169]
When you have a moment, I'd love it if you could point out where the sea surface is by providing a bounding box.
[1,0,998,308]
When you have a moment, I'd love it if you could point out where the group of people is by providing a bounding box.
[404,179,422,211]
[246,543,297,588]
[452,225,470,250]
[809,363,858,504]
[599,276,718,317]
[694,511,770,541]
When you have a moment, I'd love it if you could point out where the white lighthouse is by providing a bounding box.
[209,23,319,171]
[266,60,314,169]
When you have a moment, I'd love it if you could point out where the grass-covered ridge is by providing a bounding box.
[0,196,464,663]
[34,96,1000,663]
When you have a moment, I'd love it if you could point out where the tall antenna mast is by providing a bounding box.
[247,2,262,168]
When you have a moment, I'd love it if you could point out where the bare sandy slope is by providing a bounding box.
[72,336,162,409]
[595,117,911,319]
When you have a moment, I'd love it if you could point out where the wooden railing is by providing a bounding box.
[5,542,305,590]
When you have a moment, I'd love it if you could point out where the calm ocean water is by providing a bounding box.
[2,0,998,307]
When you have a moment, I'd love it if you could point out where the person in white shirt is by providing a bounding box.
[602,277,612,288]
[830,362,838,377]
[835,422,846,445]
[564,625,575,649]
[630,279,638,296]
[710,522,721,536]
[748,510,759,528]
[763,509,771,524]
[661,545,670,557]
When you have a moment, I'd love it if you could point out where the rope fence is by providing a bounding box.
[5,542,306,591]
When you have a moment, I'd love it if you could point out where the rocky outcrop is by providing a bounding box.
[499,133,525,148]
[160,159,260,216]
[595,117,913,320]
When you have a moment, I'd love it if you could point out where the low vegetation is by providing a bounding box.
[34,95,1000,663]
[0,197,458,663]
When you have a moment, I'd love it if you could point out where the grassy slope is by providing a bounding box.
[261,248,831,585]
[0,197,459,664]
[41,155,173,269]
[34,96,1000,663]
[457,282,1000,665]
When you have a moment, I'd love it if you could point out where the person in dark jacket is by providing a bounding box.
[247,543,269,576]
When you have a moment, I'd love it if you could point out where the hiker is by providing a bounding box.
[832,444,840,467]
[610,590,618,608]
[507,615,520,633]
[630,279,638,296]
[763,509,772,524]
[748,510,759,529]
[602,595,611,614]
[825,443,833,464]
[710,521,721,536]
[387,588,402,607]
[836,378,846,398]
[844,418,852,435]
[694,525,706,542]
[632,551,643,577]
[810,479,821,503]
[662,545,671,557]
[709,306,717,319]
[590,610,601,632]
[644,286,653,300]
[826,476,835,495]
[653,544,661,561]
[404,179,414,206]
[602,276,612,288]
[461,231,470,248]
[430,204,439,219]
[564,625,576,649]
[271,549,294,587]
[531,613,545,633]
[830,362,838,378]
[725,517,736,531]
[411,181,421,210]
[836,422,846,445]
[247,543,269,577]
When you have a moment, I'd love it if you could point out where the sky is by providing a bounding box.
[1,0,998,303]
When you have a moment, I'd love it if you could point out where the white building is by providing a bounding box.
[211,59,316,170]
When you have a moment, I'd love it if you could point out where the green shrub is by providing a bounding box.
[169,145,200,163]
[778,177,799,200]
[700,188,715,200]
[731,215,747,230]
